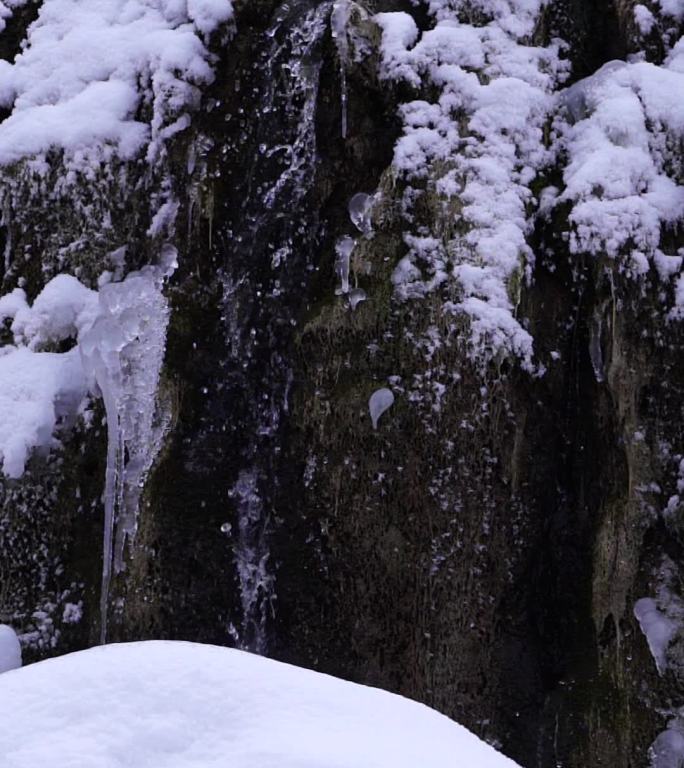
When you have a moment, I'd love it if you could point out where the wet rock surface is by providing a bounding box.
[1,1,684,766]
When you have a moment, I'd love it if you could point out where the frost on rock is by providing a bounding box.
[0,625,21,673]
[369,387,395,430]
[374,4,565,370]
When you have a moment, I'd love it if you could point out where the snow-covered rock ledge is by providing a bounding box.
[0,641,520,767]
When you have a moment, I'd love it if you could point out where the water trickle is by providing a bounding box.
[331,1,351,139]
[218,0,330,654]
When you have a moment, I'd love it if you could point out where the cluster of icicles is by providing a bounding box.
[334,191,395,430]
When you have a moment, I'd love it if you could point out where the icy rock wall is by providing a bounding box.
[0,1,234,652]
[0,1,684,767]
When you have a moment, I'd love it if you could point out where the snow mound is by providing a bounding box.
[556,53,684,276]
[0,641,520,768]
[0,0,234,166]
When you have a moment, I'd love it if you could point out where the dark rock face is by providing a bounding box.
[1,1,684,766]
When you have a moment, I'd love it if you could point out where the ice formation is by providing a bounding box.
[349,287,367,310]
[80,267,170,643]
[335,236,354,295]
[0,259,171,643]
[0,625,21,674]
[369,387,395,430]
[348,192,373,235]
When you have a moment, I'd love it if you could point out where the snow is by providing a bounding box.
[0,346,87,477]
[11,274,98,349]
[635,597,678,674]
[0,625,21,674]
[634,4,656,35]
[650,718,684,768]
[376,3,684,362]
[375,7,564,369]
[556,49,684,291]
[0,264,170,641]
[0,0,234,167]
[658,0,684,21]
[0,641,520,768]
[0,0,27,34]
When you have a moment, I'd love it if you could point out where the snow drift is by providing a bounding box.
[0,640,520,767]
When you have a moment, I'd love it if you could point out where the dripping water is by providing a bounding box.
[218,0,331,654]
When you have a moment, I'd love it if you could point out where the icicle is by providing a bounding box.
[348,192,373,235]
[80,265,170,644]
[335,236,354,295]
[331,1,351,139]
[349,287,367,310]
[369,387,394,430]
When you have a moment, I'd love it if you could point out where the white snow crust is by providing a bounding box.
[0,0,234,167]
[375,2,684,367]
[0,641,521,768]
[556,54,684,279]
[375,4,566,370]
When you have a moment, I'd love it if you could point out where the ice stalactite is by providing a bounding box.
[331,1,351,139]
[80,262,171,644]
